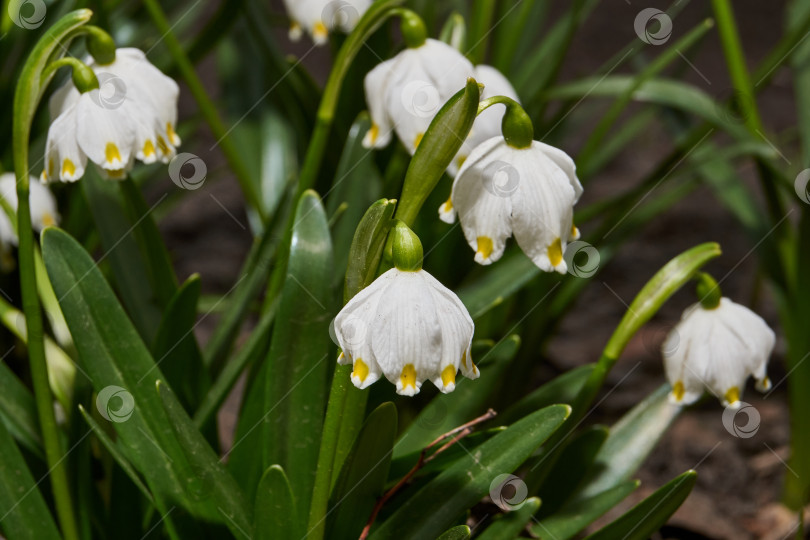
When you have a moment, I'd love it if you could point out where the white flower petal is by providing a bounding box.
[363,59,396,149]
[75,93,136,171]
[43,105,87,183]
[534,141,583,203]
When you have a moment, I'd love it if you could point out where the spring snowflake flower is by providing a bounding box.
[0,173,59,268]
[42,48,180,183]
[439,138,583,273]
[333,222,477,396]
[448,64,520,177]
[284,0,371,45]
[663,297,775,408]
[362,38,475,152]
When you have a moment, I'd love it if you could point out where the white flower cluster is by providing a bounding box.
[0,173,59,268]
[42,48,180,183]
[283,0,371,45]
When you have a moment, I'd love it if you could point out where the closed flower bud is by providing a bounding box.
[439,138,583,273]
[663,297,775,408]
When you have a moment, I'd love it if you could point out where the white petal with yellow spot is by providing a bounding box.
[334,267,476,396]
[0,173,60,248]
[283,0,371,45]
[362,39,475,154]
[441,137,580,273]
[663,297,775,408]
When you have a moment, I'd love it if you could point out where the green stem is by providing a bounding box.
[141,0,264,218]
[466,0,496,64]
[12,11,95,539]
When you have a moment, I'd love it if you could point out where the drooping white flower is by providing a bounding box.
[0,172,59,255]
[663,297,775,408]
[362,38,475,152]
[439,137,583,273]
[42,48,180,183]
[334,268,477,396]
[448,64,520,177]
[284,0,371,45]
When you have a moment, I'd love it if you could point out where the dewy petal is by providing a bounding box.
[43,104,87,183]
[370,270,442,396]
[511,142,577,273]
[451,138,515,265]
[75,92,136,171]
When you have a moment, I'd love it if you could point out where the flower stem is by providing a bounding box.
[141,0,264,219]
[11,10,94,540]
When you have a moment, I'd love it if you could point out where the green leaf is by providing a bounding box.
[41,227,247,529]
[576,384,682,500]
[476,497,540,540]
[498,364,595,426]
[584,471,697,540]
[395,335,521,457]
[436,525,471,540]
[230,190,334,520]
[395,79,481,225]
[203,182,294,372]
[0,420,61,540]
[0,361,41,457]
[152,274,209,411]
[531,481,638,540]
[326,113,383,283]
[119,177,179,307]
[156,381,251,537]
[602,243,722,359]
[344,198,396,301]
[439,12,466,50]
[457,251,538,318]
[77,405,153,503]
[545,77,759,144]
[325,403,397,540]
[536,426,608,517]
[254,465,298,540]
[193,305,275,428]
[81,168,163,342]
[370,405,571,539]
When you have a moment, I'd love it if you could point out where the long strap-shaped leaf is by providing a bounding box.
[41,228,250,533]
[370,404,570,539]
[0,419,61,540]
[584,471,697,540]
[229,190,334,520]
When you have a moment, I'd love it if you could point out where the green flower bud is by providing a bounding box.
[695,272,722,309]
[71,61,99,93]
[478,96,534,149]
[391,220,423,272]
[85,26,116,65]
[400,10,427,49]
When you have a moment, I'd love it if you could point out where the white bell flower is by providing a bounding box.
[284,0,371,45]
[42,48,180,183]
[439,137,583,273]
[334,268,477,396]
[448,64,520,177]
[0,173,59,252]
[663,297,775,409]
[362,38,475,152]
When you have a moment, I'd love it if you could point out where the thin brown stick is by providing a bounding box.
[358,408,497,539]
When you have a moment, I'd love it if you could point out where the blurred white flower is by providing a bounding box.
[663,298,775,408]
[448,64,520,177]
[284,0,371,45]
[0,173,59,268]
[439,138,583,272]
[334,268,477,396]
[362,38,475,152]
[42,48,180,183]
